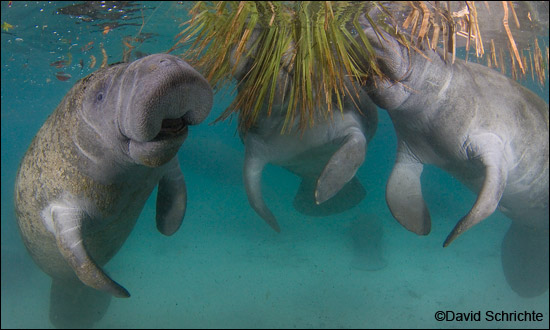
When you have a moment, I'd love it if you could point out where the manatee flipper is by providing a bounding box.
[315,130,366,204]
[386,142,431,235]
[501,223,549,297]
[50,278,111,329]
[294,176,366,216]
[350,214,387,271]
[156,158,187,236]
[50,205,130,298]
[243,148,281,232]
[444,135,507,246]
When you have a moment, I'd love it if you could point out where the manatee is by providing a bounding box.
[359,22,549,296]
[231,31,378,232]
[293,175,368,217]
[242,100,377,232]
[14,54,212,327]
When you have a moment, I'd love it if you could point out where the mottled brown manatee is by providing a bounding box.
[360,22,549,297]
[231,31,378,232]
[14,54,212,327]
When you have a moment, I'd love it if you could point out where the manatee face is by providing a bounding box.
[230,30,294,113]
[359,22,413,111]
[77,54,213,167]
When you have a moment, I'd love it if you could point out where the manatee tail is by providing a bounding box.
[294,176,366,216]
[501,222,549,297]
[50,278,112,329]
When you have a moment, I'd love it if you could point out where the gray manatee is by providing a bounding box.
[14,54,212,327]
[231,33,378,232]
[360,23,549,296]
[242,94,377,232]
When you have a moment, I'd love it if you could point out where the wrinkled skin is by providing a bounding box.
[360,22,549,297]
[14,54,212,327]
[233,31,378,232]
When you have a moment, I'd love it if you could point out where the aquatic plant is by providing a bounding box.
[172,1,548,132]
[173,1,398,133]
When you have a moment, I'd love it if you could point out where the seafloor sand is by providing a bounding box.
[2,101,548,328]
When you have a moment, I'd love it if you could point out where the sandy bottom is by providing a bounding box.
[2,111,548,329]
[2,138,548,329]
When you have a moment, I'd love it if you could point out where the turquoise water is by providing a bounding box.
[1,2,548,328]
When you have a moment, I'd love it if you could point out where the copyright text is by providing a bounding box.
[434,310,544,322]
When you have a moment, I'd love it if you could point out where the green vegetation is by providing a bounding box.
[174,1,399,133]
[172,1,548,132]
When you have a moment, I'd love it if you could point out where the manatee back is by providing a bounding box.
[15,92,82,278]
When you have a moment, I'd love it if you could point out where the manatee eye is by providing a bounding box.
[97,92,104,102]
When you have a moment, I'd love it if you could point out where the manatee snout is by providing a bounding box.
[121,54,213,167]
[123,54,213,143]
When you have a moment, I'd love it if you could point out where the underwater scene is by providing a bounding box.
[1,1,549,328]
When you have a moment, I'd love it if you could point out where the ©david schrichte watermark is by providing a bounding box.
[434,310,544,323]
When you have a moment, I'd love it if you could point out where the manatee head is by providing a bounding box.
[358,17,413,111]
[76,54,213,168]
[229,29,295,114]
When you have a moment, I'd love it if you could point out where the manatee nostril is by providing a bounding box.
[159,58,172,67]
[148,58,173,72]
